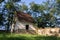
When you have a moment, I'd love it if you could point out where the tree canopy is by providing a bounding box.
[0,0,60,29]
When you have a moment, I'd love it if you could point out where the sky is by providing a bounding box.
[21,0,46,5]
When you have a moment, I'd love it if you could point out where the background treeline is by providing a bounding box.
[0,0,60,30]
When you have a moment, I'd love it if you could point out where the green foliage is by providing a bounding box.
[30,2,39,12]
[35,0,56,27]
[57,0,60,3]
[21,3,28,12]
[0,14,3,22]
[38,5,45,12]
[12,0,21,2]
[37,13,56,28]
[0,0,4,3]
[0,33,60,40]
[0,0,60,29]
[56,0,60,15]
[0,14,4,25]
[5,2,14,10]
[0,0,21,31]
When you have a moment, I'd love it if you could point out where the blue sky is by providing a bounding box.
[21,0,46,5]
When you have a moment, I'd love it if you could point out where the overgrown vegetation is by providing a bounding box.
[0,33,60,40]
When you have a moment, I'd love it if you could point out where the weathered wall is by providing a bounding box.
[14,21,36,31]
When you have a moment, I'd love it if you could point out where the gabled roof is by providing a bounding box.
[17,11,34,23]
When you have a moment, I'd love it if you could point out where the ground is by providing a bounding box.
[0,32,60,40]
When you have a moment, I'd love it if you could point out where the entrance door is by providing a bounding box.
[26,25,29,30]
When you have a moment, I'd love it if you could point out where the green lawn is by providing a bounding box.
[0,33,60,40]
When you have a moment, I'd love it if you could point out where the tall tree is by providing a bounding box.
[0,0,5,27]
[5,0,21,33]
[0,0,21,33]
[29,0,56,28]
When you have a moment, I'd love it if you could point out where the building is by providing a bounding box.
[11,11,37,34]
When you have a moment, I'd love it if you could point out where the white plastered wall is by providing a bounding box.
[14,20,36,30]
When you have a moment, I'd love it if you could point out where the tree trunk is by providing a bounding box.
[11,23,14,34]
[11,11,17,34]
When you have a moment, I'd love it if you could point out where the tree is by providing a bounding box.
[29,2,40,23]
[0,0,21,33]
[5,0,21,33]
[39,0,56,27]
[56,0,60,15]
[20,3,28,12]
[30,2,39,12]
[30,0,56,28]
[0,0,5,27]
[0,13,4,26]
[0,0,4,3]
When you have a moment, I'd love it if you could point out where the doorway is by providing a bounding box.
[26,25,29,30]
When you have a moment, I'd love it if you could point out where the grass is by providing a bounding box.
[0,33,60,40]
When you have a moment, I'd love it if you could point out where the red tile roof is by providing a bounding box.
[17,11,34,23]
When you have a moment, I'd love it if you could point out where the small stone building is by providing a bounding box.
[13,11,37,34]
